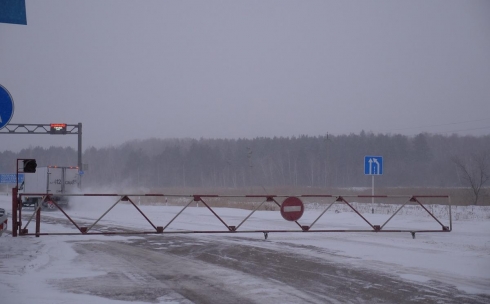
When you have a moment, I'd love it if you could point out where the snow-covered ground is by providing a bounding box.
[0,192,489,303]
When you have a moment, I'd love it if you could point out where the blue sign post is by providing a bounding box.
[364,156,383,204]
[0,84,15,130]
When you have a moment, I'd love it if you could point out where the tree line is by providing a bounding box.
[1,132,489,194]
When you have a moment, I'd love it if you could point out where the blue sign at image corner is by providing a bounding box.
[0,0,27,25]
[364,156,383,175]
[0,84,15,129]
[0,174,24,184]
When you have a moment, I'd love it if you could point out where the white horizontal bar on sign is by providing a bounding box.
[284,206,302,212]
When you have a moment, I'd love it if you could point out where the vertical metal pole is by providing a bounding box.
[12,187,18,237]
[449,196,452,231]
[18,194,22,235]
[325,133,328,188]
[371,175,374,205]
[78,122,82,188]
[15,159,19,237]
[16,159,19,193]
[61,168,65,193]
[35,208,41,237]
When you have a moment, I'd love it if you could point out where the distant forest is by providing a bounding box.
[1,132,490,192]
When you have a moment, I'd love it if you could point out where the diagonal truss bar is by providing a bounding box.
[85,196,160,233]
[48,196,84,233]
[198,196,233,231]
[86,196,124,232]
[23,195,46,229]
[339,196,375,229]
[162,198,195,231]
[380,198,412,230]
[124,196,158,231]
[308,197,339,230]
[412,196,448,229]
[235,198,268,231]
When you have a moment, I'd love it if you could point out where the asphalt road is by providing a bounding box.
[46,233,488,304]
[20,215,488,304]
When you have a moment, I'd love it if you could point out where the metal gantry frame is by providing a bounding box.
[1,123,83,186]
[12,191,452,239]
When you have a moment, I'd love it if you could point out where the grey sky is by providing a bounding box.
[1,0,489,152]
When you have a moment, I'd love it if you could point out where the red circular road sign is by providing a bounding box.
[280,196,304,221]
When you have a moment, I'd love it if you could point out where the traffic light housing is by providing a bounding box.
[23,159,37,173]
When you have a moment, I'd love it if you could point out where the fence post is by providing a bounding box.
[36,207,41,237]
[12,187,18,237]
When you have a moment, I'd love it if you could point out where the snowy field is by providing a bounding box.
[0,192,489,303]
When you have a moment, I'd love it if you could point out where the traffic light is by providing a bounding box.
[23,159,37,173]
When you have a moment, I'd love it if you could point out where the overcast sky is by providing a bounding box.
[1,0,489,152]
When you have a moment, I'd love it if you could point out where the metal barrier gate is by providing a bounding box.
[12,188,452,239]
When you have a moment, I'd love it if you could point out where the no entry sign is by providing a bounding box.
[280,196,304,221]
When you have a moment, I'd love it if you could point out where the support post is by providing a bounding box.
[35,207,41,237]
[371,175,374,205]
[78,122,82,189]
[12,187,18,237]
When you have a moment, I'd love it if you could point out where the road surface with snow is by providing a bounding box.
[1,194,489,303]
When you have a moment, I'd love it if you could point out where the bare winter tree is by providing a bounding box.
[453,151,490,205]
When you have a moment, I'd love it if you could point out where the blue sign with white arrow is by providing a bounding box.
[364,156,383,175]
[0,84,15,130]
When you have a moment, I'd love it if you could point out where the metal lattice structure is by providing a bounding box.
[12,190,452,239]
[1,123,83,185]
[0,123,80,135]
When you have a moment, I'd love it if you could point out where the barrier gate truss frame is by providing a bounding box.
[12,190,452,239]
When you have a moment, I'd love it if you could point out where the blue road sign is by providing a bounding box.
[0,174,24,184]
[0,84,15,130]
[79,170,84,175]
[364,156,383,175]
[0,0,27,25]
